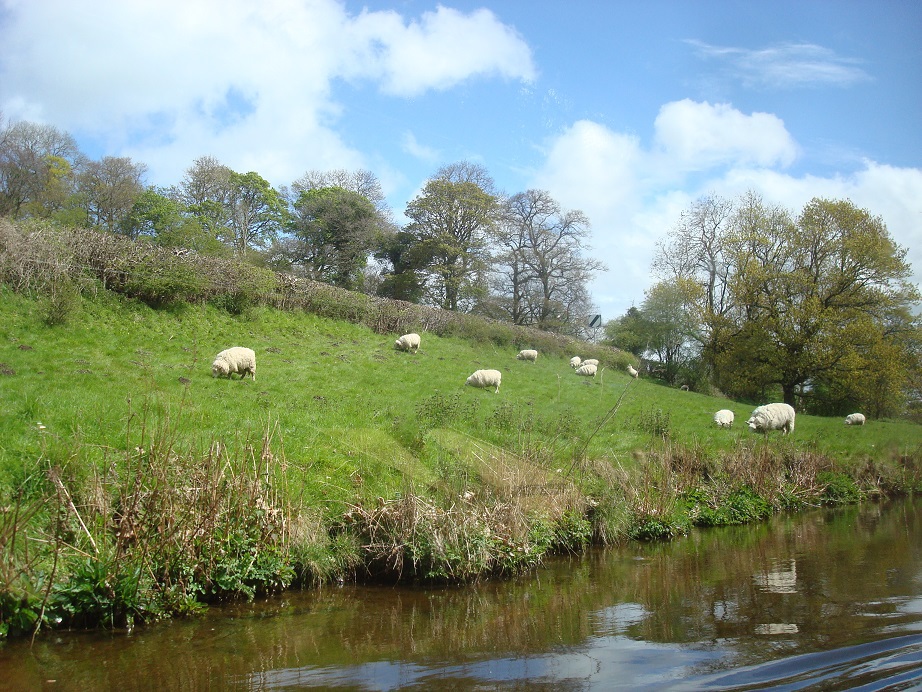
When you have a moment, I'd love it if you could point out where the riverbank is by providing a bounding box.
[3,499,921,688]
[1,221,920,640]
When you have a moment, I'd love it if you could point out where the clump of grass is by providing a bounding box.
[340,493,553,583]
[415,392,478,428]
[0,408,310,638]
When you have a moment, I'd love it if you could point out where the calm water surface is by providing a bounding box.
[2,498,920,690]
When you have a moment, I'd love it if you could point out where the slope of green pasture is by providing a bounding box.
[0,287,918,513]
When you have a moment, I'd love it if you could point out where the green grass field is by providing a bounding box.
[1,285,918,511]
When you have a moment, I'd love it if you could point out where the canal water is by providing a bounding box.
[2,498,920,690]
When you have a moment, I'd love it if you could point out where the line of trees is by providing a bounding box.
[0,118,605,337]
[605,192,921,417]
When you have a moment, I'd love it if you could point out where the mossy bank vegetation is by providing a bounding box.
[1,220,920,639]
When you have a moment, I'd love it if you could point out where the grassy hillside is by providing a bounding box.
[1,269,920,637]
[1,285,917,522]
[1,287,916,499]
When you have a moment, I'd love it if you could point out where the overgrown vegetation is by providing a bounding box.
[1,218,920,639]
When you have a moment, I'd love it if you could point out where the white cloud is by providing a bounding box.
[687,40,870,89]
[348,6,536,96]
[531,100,922,317]
[0,0,535,185]
[653,100,799,171]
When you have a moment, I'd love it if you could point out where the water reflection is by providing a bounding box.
[1,499,920,690]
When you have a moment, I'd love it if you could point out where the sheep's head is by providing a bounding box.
[212,360,229,377]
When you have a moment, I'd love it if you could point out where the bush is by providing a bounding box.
[818,471,862,504]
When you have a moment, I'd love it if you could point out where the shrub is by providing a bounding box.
[818,471,862,504]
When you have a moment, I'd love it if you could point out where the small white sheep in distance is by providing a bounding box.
[845,413,866,426]
[714,409,735,428]
[394,333,421,352]
[466,369,502,393]
[569,356,582,368]
[516,349,538,362]
[627,365,639,378]
[582,358,599,367]
[212,346,256,381]
[575,363,597,377]
[747,403,795,435]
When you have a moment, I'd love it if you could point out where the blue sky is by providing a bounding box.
[2,0,920,318]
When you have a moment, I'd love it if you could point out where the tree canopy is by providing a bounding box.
[650,192,920,414]
[402,163,499,312]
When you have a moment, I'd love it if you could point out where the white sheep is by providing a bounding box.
[714,409,735,428]
[466,369,502,393]
[844,413,866,426]
[516,349,538,362]
[212,346,256,381]
[747,403,795,435]
[394,333,421,352]
[582,358,599,367]
[575,363,597,377]
[627,365,639,378]
[569,356,582,368]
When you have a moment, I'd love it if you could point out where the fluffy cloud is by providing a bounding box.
[531,100,922,316]
[653,100,799,171]
[0,0,535,185]
[348,6,536,96]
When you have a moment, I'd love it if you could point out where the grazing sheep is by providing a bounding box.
[627,365,639,378]
[575,363,597,377]
[747,403,796,435]
[714,409,735,428]
[466,369,502,393]
[516,349,538,362]
[394,333,421,352]
[680,384,689,391]
[844,413,866,426]
[581,358,599,367]
[569,356,582,368]
[212,347,256,381]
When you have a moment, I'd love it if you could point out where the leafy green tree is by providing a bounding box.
[285,186,381,289]
[403,162,499,311]
[659,193,920,411]
[224,171,285,258]
[120,188,224,254]
[291,168,391,220]
[640,279,697,384]
[605,280,697,383]
[374,229,428,303]
[603,306,648,357]
[174,156,235,240]
[726,197,918,410]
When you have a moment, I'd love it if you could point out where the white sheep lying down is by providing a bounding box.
[714,409,735,428]
[394,333,421,352]
[581,358,599,367]
[516,349,538,362]
[575,363,597,377]
[466,369,502,393]
[845,413,866,426]
[747,403,795,435]
[569,356,582,368]
[212,346,256,381]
